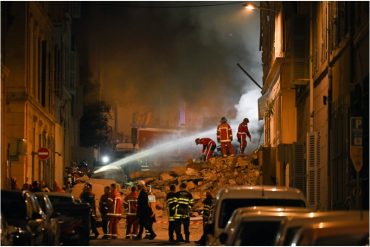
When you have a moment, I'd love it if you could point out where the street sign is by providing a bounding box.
[350,117,363,172]
[38,147,50,160]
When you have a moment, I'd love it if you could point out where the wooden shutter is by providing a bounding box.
[307,132,321,209]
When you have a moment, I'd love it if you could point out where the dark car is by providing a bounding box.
[41,192,91,245]
[34,193,61,245]
[1,190,48,245]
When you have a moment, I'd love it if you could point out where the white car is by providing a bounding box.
[290,219,369,245]
[207,185,307,243]
[276,210,369,245]
[216,206,311,245]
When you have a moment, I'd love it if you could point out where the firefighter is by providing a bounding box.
[195,138,217,161]
[237,118,252,154]
[135,182,157,240]
[174,182,193,243]
[108,183,122,239]
[123,186,139,239]
[144,185,156,239]
[99,186,111,239]
[166,184,177,242]
[195,191,215,245]
[216,117,235,157]
[80,183,99,239]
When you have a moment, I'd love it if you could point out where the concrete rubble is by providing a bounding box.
[130,153,261,219]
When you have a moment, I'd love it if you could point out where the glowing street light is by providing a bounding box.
[101,155,110,164]
[243,2,276,13]
[244,3,256,11]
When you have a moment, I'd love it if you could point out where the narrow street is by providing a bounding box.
[91,217,203,246]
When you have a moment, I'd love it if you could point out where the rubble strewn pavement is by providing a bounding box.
[129,154,261,219]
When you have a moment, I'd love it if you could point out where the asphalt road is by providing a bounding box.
[91,217,203,246]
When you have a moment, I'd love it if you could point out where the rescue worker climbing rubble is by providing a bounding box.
[237,118,252,154]
[195,138,217,161]
[216,116,235,157]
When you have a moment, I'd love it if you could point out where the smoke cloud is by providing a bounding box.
[78,2,263,141]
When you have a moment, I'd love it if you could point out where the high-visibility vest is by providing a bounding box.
[166,191,177,221]
[174,190,193,219]
[124,192,138,216]
[217,123,233,142]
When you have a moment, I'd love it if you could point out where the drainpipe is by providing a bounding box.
[309,4,314,133]
[326,1,333,210]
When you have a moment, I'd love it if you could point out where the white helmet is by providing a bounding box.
[137,180,146,186]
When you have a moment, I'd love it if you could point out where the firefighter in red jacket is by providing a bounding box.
[237,118,252,154]
[195,138,217,161]
[123,186,139,239]
[107,183,122,239]
[216,117,235,157]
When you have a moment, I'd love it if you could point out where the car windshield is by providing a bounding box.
[234,221,282,245]
[219,198,306,228]
[1,192,27,220]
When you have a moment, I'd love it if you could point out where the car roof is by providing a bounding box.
[234,206,310,215]
[275,210,369,245]
[216,186,306,201]
[290,220,369,246]
[224,207,311,234]
[282,210,369,226]
[36,192,74,198]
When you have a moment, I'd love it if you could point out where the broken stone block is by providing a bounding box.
[160,172,174,181]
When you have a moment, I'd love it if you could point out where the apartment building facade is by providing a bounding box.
[1,2,81,189]
[258,1,368,210]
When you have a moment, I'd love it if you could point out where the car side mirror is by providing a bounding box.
[219,232,228,245]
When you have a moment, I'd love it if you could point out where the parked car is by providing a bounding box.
[40,192,91,245]
[34,193,61,245]
[207,185,307,243]
[1,190,48,245]
[290,219,369,245]
[275,210,369,245]
[217,206,311,245]
[0,213,30,246]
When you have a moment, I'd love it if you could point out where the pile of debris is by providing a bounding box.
[132,153,262,219]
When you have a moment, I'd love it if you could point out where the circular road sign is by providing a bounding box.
[38,148,50,160]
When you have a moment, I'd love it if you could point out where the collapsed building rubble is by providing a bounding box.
[129,153,262,219]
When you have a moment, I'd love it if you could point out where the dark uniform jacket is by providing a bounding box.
[137,189,151,220]
[166,191,177,221]
[99,193,110,217]
[202,196,214,223]
[80,191,97,216]
[174,190,193,219]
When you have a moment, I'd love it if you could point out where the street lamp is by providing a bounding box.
[243,2,276,13]
[101,155,110,164]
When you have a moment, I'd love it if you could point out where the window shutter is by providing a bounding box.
[293,143,306,195]
[306,132,321,209]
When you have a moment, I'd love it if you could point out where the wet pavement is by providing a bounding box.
[90,217,203,246]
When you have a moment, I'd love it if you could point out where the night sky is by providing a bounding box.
[77,1,262,131]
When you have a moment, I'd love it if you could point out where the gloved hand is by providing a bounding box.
[249,137,252,142]
[217,138,220,143]
[237,138,241,143]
